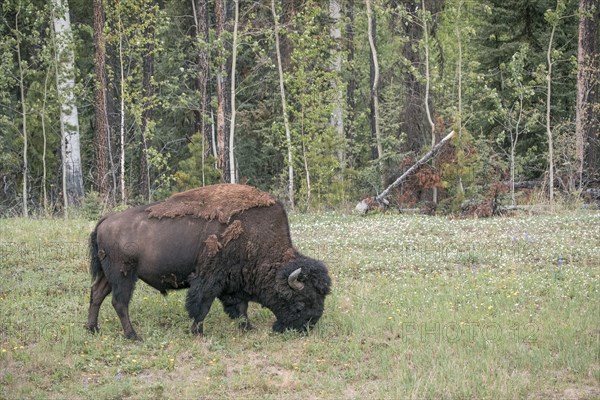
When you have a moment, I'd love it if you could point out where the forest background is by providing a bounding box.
[0,0,598,217]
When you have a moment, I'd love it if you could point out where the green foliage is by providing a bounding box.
[0,0,590,214]
[438,130,478,211]
[103,0,166,199]
[176,132,221,190]
[79,190,104,220]
[284,1,346,209]
[474,0,578,177]
[496,44,543,173]
[0,0,61,211]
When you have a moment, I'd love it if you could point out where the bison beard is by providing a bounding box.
[85,184,331,340]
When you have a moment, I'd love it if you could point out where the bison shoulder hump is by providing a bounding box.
[146,184,277,223]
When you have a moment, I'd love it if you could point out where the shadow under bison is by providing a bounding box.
[85,184,331,340]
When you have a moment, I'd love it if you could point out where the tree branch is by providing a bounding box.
[356,130,455,213]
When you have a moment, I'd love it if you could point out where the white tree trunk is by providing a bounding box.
[271,0,294,208]
[510,89,525,207]
[365,0,382,160]
[42,70,49,214]
[455,0,464,194]
[211,108,218,167]
[118,10,126,203]
[455,1,463,139]
[421,0,437,204]
[330,0,345,165]
[546,19,557,203]
[16,12,28,217]
[302,137,311,209]
[53,0,84,212]
[229,0,239,184]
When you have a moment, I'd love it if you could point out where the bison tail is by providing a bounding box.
[89,218,106,282]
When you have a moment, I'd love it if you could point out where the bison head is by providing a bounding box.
[272,255,331,333]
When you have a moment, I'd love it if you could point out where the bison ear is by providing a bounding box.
[288,268,305,291]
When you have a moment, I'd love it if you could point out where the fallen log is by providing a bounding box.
[356,130,455,214]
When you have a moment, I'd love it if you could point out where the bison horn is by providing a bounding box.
[288,268,304,291]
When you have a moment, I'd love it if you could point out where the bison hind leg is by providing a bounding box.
[110,273,141,341]
[85,271,112,334]
[219,295,253,331]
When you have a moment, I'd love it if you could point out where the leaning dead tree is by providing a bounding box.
[356,130,455,214]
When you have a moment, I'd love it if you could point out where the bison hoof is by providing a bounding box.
[191,323,204,336]
[272,321,285,333]
[85,324,100,334]
[238,320,254,332]
[125,332,142,341]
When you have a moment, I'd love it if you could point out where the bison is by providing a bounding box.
[85,184,331,340]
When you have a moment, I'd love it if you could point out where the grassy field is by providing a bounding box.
[0,211,599,399]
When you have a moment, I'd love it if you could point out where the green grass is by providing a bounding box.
[0,212,599,399]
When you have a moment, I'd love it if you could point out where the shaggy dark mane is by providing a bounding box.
[146,184,277,223]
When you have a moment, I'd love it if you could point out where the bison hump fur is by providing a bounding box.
[146,184,277,223]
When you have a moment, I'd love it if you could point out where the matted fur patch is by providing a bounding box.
[146,184,277,223]
[204,234,222,257]
[221,220,243,246]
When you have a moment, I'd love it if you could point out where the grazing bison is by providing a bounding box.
[85,184,331,340]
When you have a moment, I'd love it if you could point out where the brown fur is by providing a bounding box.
[282,248,297,263]
[245,241,259,260]
[205,234,222,257]
[221,220,243,247]
[147,184,277,223]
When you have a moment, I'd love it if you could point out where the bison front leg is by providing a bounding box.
[186,282,217,336]
[219,295,253,331]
